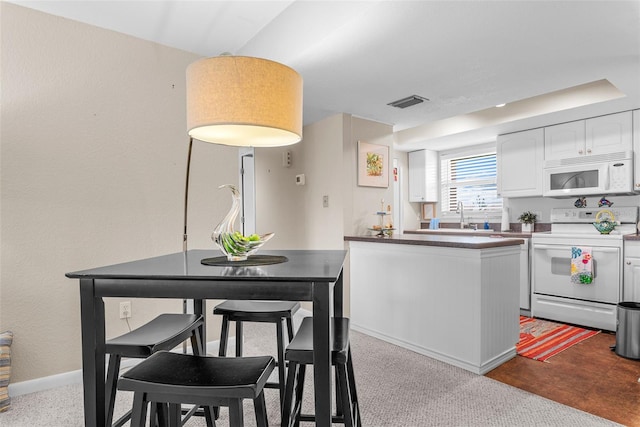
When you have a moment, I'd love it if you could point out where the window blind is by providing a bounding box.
[440,151,502,213]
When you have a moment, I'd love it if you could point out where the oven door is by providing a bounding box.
[532,243,620,303]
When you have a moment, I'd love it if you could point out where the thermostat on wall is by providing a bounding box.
[295,174,305,186]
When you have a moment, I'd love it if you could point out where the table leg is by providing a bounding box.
[334,269,344,317]
[312,282,332,427]
[79,279,105,427]
[333,269,344,417]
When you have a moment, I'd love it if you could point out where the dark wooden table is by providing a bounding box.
[66,249,347,427]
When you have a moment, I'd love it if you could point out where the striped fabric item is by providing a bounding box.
[0,331,13,412]
[517,316,599,362]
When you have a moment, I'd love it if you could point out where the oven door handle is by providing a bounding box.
[533,244,620,253]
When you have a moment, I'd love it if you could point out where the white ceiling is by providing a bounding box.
[9,0,640,152]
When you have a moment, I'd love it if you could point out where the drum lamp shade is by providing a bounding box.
[186,56,303,147]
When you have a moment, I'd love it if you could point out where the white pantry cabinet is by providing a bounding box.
[497,128,544,197]
[624,240,640,302]
[544,111,632,161]
[408,149,438,202]
[633,110,640,190]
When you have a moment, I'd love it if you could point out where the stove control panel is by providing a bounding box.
[549,206,638,224]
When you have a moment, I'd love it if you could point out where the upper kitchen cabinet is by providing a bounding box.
[587,112,633,154]
[497,128,544,197]
[544,120,585,160]
[634,110,640,191]
[408,149,438,202]
[544,111,632,161]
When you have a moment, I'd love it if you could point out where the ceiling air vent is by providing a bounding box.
[387,95,429,109]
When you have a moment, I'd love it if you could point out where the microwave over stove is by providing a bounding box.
[542,151,634,197]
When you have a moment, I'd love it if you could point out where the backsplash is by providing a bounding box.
[419,222,552,233]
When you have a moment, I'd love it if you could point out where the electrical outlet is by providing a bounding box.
[119,301,131,319]
[323,195,329,208]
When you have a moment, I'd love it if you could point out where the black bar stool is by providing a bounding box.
[213,300,300,406]
[281,317,361,427]
[105,313,204,427]
[117,351,276,427]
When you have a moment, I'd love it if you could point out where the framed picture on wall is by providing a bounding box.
[357,141,389,188]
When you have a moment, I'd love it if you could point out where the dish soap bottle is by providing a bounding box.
[484,214,490,230]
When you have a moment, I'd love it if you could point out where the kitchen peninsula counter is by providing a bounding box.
[345,233,522,375]
[344,233,524,248]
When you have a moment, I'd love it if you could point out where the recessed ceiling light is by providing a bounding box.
[495,103,506,108]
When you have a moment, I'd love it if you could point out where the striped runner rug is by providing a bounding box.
[517,316,600,362]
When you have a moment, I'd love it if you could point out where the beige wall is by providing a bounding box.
[345,116,395,235]
[255,113,395,249]
[1,3,396,387]
[0,3,240,383]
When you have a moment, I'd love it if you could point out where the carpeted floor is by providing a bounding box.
[1,323,621,426]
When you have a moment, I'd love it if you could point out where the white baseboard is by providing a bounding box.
[9,308,311,397]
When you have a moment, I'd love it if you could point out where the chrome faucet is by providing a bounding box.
[456,201,465,229]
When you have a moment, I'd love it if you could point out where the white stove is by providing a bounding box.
[531,206,638,331]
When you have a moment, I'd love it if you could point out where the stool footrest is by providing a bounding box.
[299,414,352,423]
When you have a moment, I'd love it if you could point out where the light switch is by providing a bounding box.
[323,195,329,208]
[282,150,292,167]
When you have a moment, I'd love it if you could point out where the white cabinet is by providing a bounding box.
[624,241,640,302]
[408,149,438,202]
[497,128,544,197]
[544,111,632,161]
[544,120,586,160]
[633,110,640,190]
[587,111,632,154]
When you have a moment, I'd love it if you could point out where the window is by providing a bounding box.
[440,146,502,215]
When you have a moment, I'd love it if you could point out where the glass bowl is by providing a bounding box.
[212,185,274,261]
[215,230,274,261]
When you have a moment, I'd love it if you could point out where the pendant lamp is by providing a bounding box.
[186,55,303,147]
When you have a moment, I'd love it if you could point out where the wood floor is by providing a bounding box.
[486,330,640,426]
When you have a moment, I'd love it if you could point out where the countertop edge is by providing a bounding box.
[405,229,534,238]
[344,234,524,249]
